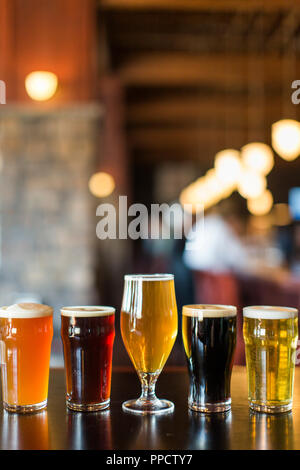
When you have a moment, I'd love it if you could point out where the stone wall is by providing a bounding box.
[0,105,102,333]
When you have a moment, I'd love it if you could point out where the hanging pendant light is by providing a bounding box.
[241,142,274,175]
[214,149,242,185]
[272,119,300,161]
[238,169,266,199]
[247,189,273,216]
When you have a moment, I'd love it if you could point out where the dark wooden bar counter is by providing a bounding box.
[0,366,299,450]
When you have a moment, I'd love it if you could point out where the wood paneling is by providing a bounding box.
[119,53,299,87]
[128,96,290,126]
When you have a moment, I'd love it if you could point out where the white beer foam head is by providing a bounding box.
[124,274,174,281]
[243,306,298,320]
[0,303,53,318]
[182,304,237,319]
[61,306,115,318]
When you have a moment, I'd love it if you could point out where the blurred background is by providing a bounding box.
[0,0,300,367]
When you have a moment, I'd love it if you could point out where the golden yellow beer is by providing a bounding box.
[121,274,178,414]
[243,306,298,413]
[121,275,178,373]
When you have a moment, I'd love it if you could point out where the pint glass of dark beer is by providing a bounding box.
[61,306,115,411]
[182,304,237,413]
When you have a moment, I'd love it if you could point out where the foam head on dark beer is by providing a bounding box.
[0,303,53,318]
[182,304,237,318]
[61,306,115,317]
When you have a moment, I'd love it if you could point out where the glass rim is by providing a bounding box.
[61,306,115,317]
[124,273,174,281]
[182,304,237,318]
[243,305,298,319]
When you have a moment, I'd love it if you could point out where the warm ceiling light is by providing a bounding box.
[180,180,206,213]
[214,149,242,185]
[241,142,274,175]
[88,172,115,198]
[238,169,266,199]
[180,167,237,212]
[272,203,292,226]
[247,189,273,216]
[272,119,300,161]
[25,71,58,101]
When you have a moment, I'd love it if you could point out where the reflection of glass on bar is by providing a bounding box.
[1,410,50,450]
[61,306,115,412]
[243,306,298,413]
[249,411,294,450]
[182,304,237,413]
[0,303,53,413]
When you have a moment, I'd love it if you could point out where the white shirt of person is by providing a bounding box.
[183,214,247,273]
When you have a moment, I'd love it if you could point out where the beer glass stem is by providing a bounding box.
[122,370,174,414]
[139,371,159,402]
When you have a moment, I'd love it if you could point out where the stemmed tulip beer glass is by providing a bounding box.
[121,274,178,415]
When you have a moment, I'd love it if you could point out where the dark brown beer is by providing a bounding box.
[61,307,115,411]
[182,305,236,413]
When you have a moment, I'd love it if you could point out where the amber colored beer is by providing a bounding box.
[61,306,115,412]
[121,275,178,373]
[0,303,53,413]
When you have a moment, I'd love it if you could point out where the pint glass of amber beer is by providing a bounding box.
[121,274,178,415]
[243,306,298,413]
[0,303,53,413]
[61,306,115,411]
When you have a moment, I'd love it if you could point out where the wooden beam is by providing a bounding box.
[119,53,299,87]
[128,127,266,152]
[127,96,289,125]
[99,0,295,13]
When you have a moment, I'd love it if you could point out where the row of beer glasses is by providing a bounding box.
[0,273,298,414]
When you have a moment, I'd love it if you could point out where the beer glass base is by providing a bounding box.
[3,400,47,414]
[189,399,231,413]
[66,398,110,412]
[122,398,174,415]
[249,401,292,414]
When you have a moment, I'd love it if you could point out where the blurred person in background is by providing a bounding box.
[183,197,249,274]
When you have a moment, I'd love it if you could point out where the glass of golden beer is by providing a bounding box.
[243,306,298,413]
[121,274,178,414]
[0,303,53,413]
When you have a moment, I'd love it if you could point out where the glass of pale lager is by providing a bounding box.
[243,306,298,414]
[121,274,178,414]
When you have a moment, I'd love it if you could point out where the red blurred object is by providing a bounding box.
[193,270,245,365]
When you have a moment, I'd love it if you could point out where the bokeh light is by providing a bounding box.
[241,142,274,175]
[25,71,58,101]
[214,149,242,184]
[272,203,292,226]
[238,169,266,199]
[247,189,273,216]
[88,172,115,198]
[272,119,300,161]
